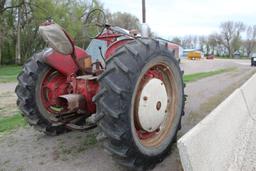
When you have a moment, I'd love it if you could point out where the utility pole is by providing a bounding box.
[141,0,149,37]
[142,0,146,23]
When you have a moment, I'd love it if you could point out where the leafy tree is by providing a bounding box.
[0,0,99,64]
[106,11,140,30]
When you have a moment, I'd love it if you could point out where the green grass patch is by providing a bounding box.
[215,56,250,60]
[183,67,236,83]
[0,65,22,83]
[0,114,26,133]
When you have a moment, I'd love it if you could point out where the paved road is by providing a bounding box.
[0,59,255,171]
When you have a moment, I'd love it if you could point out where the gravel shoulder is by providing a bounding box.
[0,59,255,171]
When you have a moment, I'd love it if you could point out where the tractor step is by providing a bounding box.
[76,75,98,80]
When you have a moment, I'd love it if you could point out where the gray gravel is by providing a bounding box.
[0,82,17,94]
[240,122,256,170]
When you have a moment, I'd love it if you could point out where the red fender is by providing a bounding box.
[105,38,133,60]
[42,47,89,76]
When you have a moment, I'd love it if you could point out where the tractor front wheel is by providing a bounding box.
[94,38,185,170]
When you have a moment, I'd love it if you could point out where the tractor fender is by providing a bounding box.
[105,38,133,60]
[42,47,89,76]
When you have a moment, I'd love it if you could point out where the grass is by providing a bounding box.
[183,67,236,83]
[0,65,21,83]
[0,113,26,133]
[215,56,250,60]
[73,133,97,153]
[57,133,97,161]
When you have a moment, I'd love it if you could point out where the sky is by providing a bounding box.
[100,0,256,39]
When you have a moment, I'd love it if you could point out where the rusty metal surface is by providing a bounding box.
[58,94,85,112]
[77,56,93,73]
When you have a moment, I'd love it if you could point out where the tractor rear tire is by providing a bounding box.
[94,38,185,170]
[15,51,67,135]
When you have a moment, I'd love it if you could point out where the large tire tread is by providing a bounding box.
[95,38,185,170]
[15,52,67,136]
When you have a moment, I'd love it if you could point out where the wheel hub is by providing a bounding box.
[138,78,168,132]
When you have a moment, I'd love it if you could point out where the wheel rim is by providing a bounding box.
[133,63,178,148]
[40,68,70,115]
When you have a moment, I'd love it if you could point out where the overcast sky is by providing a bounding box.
[101,0,256,38]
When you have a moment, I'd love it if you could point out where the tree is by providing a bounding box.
[181,36,192,49]
[0,14,3,65]
[208,33,219,55]
[244,25,256,57]
[171,37,181,45]
[192,36,198,49]
[15,4,21,64]
[232,22,245,54]
[0,1,17,64]
[0,0,25,14]
[198,36,206,51]
[0,0,96,64]
[106,11,140,30]
[1,0,31,64]
[220,21,245,57]
[220,21,235,57]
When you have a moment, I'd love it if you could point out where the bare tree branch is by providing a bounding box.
[0,2,24,14]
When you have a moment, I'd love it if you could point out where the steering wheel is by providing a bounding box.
[84,9,106,39]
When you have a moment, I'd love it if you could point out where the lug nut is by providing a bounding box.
[143,96,148,101]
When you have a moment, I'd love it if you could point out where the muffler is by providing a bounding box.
[58,94,86,113]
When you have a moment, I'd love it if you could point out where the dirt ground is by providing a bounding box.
[0,58,255,171]
[0,83,18,117]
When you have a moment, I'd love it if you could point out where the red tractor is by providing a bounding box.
[15,9,185,170]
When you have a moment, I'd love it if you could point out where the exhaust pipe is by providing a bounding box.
[58,94,86,113]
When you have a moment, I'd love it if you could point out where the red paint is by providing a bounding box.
[40,68,70,114]
[39,26,136,127]
[40,68,99,115]
[96,31,124,46]
[105,38,133,59]
[76,79,99,114]
[144,69,163,81]
[167,42,180,58]
[43,46,89,76]
[136,129,157,140]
